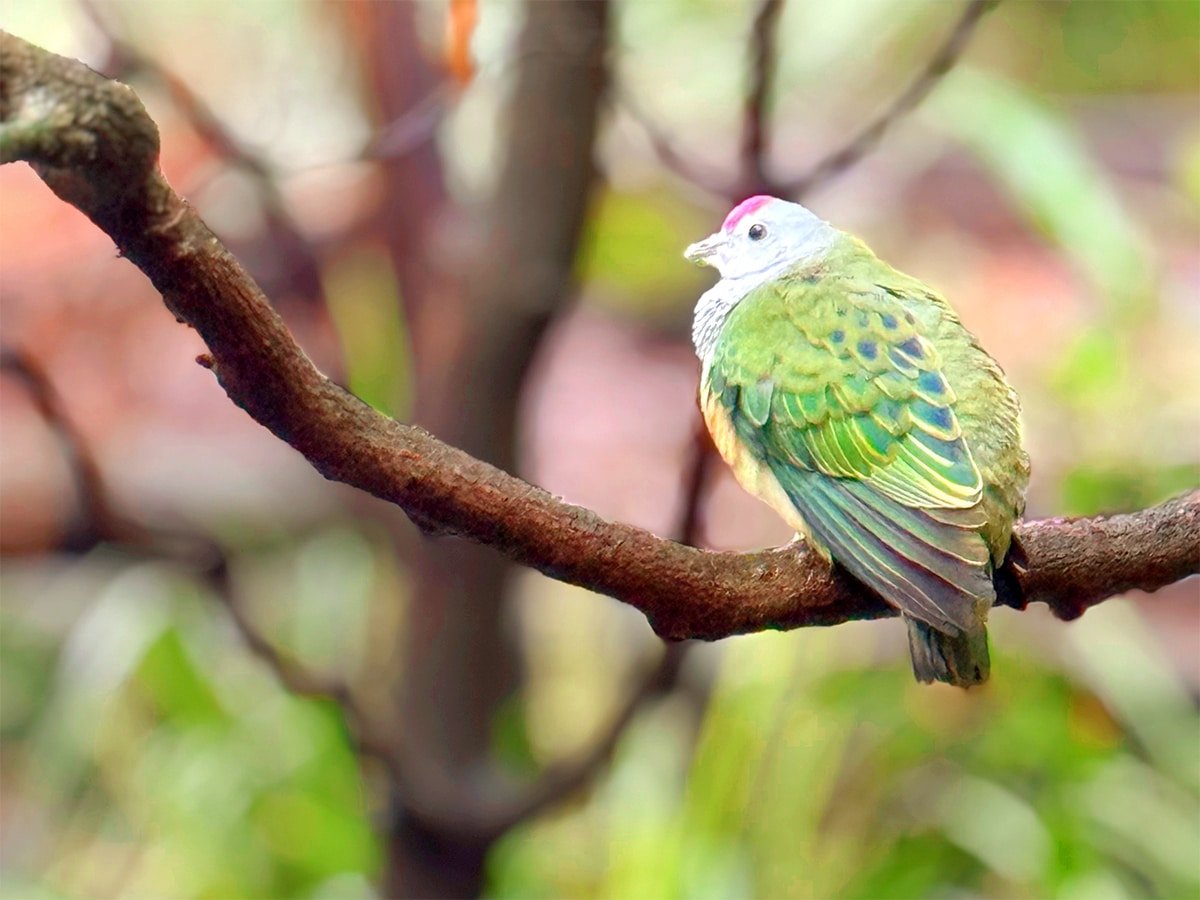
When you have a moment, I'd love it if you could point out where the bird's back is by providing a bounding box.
[830,240,1029,560]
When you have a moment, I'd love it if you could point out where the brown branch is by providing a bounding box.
[1004,500,1200,620]
[783,0,996,198]
[79,0,329,314]
[362,83,448,162]
[0,346,132,549]
[739,0,785,194]
[0,344,409,784]
[2,30,1195,650]
[622,0,996,202]
[479,417,717,832]
[615,84,728,197]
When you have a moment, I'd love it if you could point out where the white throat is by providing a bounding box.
[688,204,839,363]
[690,257,795,362]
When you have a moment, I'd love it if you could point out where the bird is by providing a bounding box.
[685,195,1029,687]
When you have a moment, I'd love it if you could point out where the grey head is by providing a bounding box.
[685,195,837,361]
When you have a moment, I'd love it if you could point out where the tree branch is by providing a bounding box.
[621,0,996,201]
[2,32,1195,651]
[205,555,411,783]
[739,0,785,193]
[783,0,996,198]
[78,0,330,314]
[0,346,409,784]
[0,347,131,550]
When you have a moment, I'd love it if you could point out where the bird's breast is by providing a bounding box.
[699,381,826,556]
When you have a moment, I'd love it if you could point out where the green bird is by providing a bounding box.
[686,196,1029,687]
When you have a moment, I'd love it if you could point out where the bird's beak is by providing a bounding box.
[684,232,724,266]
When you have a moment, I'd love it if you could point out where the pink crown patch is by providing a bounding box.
[722,195,773,233]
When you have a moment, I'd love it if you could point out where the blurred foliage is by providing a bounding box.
[324,245,413,420]
[578,189,711,324]
[2,0,1198,898]
[1,548,384,898]
[1022,1,1200,94]
[928,68,1154,318]
[490,613,1200,899]
[5,547,1197,898]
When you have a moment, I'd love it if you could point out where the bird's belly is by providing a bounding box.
[700,387,828,558]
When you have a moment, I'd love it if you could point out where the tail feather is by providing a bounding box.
[906,617,990,687]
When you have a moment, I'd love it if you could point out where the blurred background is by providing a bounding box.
[1,0,1198,897]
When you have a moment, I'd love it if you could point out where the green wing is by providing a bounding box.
[709,269,993,634]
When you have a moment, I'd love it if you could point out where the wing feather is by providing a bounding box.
[706,269,994,631]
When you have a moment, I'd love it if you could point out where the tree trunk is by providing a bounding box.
[372,2,610,895]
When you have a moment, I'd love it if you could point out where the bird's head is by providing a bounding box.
[684,195,835,281]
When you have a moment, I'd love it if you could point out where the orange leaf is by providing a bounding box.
[445,0,478,85]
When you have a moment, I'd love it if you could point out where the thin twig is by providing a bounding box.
[783,0,997,198]
[0,344,407,784]
[205,557,407,781]
[361,83,449,162]
[0,347,130,549]
[621,0,996,202]
[740,0,785,194]
[677,414,718,549]
[616,84,729,196]
[78,0,329,314]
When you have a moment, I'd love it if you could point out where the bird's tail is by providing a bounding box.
[905,617,990,687]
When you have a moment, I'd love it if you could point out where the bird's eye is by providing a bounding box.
[748,223,767,241]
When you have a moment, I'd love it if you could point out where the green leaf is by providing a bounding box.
[134,627,228,725]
